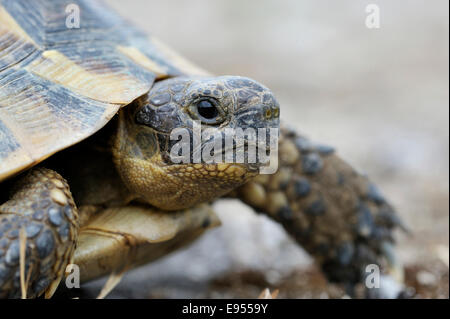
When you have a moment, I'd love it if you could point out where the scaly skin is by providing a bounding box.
[0,169,79,298]
[236,126,405,296]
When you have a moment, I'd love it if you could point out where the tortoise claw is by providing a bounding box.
[0,169,79,298]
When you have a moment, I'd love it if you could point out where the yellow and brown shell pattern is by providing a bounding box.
[0,0,207,182]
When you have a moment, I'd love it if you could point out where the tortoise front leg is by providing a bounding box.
[236,126,406,297]
[0,168,79,298]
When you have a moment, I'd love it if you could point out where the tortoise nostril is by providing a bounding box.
[265,109,272,119]
[273,108,279,118]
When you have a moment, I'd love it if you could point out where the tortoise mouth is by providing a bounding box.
[165,136,273,169]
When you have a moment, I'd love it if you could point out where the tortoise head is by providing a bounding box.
[113,76,280,210]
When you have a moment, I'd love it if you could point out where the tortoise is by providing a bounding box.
[0,0,406,298]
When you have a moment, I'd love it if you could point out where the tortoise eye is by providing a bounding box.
[197,100,218,119]
[194,98,222,124]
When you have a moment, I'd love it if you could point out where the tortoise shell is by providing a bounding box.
[0,0,207,181]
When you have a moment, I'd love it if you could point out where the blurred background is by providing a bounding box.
[82,0,448,298]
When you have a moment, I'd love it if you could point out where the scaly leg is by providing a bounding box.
[0,168,79,298]
[236,125,406,297]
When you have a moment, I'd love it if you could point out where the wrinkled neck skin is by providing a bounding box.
[112,104,257,211]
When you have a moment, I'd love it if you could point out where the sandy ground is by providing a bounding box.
[69,0,448,298]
